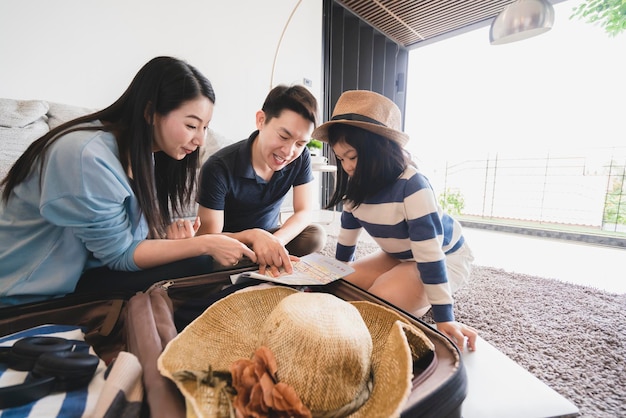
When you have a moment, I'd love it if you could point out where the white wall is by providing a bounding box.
[0,0,323,141]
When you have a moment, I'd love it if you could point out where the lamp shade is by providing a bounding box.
[490,0,555,45]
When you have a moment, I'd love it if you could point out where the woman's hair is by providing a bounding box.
[326,124,412,209]
[1,56,215,238]
[261,85,318,128]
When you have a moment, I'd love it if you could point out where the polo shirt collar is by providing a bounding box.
[230,131,255,180]
[235,130,291,182]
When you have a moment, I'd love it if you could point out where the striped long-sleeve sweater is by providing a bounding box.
[336,165,465,322]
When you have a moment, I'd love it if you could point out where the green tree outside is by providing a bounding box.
[571,0,626,36]
[603,162,626,227]
[572,0,625,229]
[439,188,465,216]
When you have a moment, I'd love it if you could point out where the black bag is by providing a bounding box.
[0,268,467,418]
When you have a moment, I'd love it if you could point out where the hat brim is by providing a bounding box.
[311,119,410,147]
[158,286,434,418]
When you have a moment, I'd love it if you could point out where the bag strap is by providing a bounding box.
[125,288,185,418]
[100,299,125,337]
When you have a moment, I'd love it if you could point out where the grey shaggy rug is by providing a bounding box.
[320,235,626,418]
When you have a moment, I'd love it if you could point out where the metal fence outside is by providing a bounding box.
[433,147,626,235]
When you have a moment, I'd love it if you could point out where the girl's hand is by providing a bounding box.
[437,321,478,352]
[166,216,201,239]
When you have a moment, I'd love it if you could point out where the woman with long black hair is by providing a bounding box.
[0,56,255,305]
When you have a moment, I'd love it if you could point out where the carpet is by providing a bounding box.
[320,235,626,418]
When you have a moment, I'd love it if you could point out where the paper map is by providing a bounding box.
[230,253,354,286]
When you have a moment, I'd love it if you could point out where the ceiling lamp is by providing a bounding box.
[490,0,555,45]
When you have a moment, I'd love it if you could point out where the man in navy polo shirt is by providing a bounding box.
[196,85,326,276]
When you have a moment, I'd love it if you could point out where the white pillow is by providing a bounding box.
[47,101,95,129]
[0,98,49,128]
[200,128,233,164]
[0,123,49,185]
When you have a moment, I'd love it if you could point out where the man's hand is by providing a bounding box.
[249,229,294,276]
[260,255,301,277]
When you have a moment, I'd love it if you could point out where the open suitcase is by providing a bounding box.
[0,267,467,417]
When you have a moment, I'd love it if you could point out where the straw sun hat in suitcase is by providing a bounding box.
[158,286,435,418]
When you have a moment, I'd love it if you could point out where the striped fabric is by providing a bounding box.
[336,166,464,322]
[0,325,107,417]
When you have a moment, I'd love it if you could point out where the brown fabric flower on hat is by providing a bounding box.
[230,346,312,418]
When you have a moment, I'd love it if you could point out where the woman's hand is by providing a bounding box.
[436,321,478,352]
[166,216,201,239]
[201,234,257,267]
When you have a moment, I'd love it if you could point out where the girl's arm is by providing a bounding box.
[336,210,362,262]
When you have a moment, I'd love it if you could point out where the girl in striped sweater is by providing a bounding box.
[312,90,478,351]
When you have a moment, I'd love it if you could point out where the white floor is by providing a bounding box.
[318,211,626,294]
[462,227,626,294]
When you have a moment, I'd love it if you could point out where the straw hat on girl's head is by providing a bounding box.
[311,90,410,146]
[157,286,435,418]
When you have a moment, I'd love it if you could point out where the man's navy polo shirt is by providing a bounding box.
[197,131,314,233]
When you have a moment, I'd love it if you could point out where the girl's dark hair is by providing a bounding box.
[261,85,318,127]
[1,56,215,238]
[326,124,412,209]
